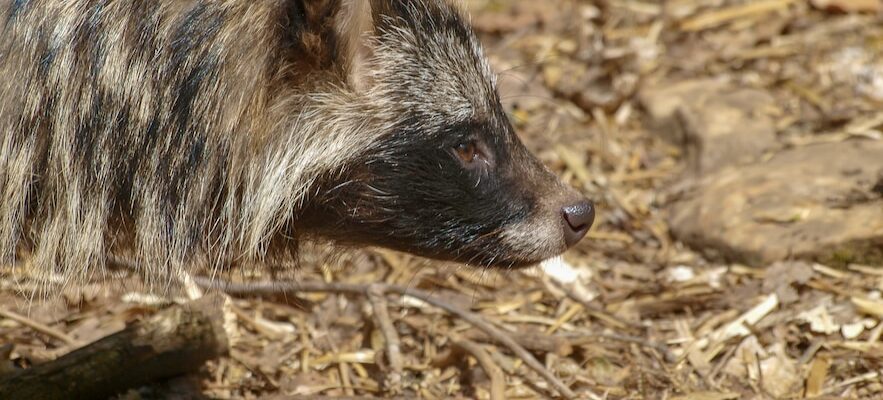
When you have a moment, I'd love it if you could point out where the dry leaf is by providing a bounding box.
[797,305,840,334]
[841,319,876,339]
[763,262,815,304]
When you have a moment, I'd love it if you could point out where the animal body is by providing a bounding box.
[0,0,594,288]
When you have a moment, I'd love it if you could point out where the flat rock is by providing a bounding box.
[668,140,883,267]
[640,79,780,174]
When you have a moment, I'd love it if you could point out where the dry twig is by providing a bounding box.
[565,332,676,363]
[367,284,403,394]
[449,334,506,400]
[460,327,573,356]
[0,308,80,347]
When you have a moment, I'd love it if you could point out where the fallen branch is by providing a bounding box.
[196,278,584,399]
[0,293,232,400]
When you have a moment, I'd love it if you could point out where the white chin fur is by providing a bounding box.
[498,213,564,261]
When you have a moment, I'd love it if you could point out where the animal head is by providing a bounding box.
[295,0,594,268]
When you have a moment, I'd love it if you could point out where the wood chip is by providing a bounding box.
[680,0,799,32]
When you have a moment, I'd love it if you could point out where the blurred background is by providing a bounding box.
[2,0,883,398]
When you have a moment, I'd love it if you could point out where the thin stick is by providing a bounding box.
[460,328,573,356]
[449,334,506,400]
[367,284,403,394]
[565,332,676,363]
[0,308,80,347]
[196,278,583,399]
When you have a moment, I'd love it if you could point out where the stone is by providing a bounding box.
[639,79,780,174]
[668,140,883,267]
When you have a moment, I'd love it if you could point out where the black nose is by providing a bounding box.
[562,200,594,247]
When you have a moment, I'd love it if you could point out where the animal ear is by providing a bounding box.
[293,0,377,91]
[333,0,415,92]
[333,0,378,92]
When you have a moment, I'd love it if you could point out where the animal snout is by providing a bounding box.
[561,199,594,247]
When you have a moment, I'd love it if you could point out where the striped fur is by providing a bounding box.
[1,0,590,291]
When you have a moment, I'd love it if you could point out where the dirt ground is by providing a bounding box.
[2,0,883,399]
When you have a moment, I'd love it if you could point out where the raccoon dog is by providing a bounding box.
[0,0,594,287]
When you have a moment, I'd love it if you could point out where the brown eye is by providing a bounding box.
[455,142,477,163]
